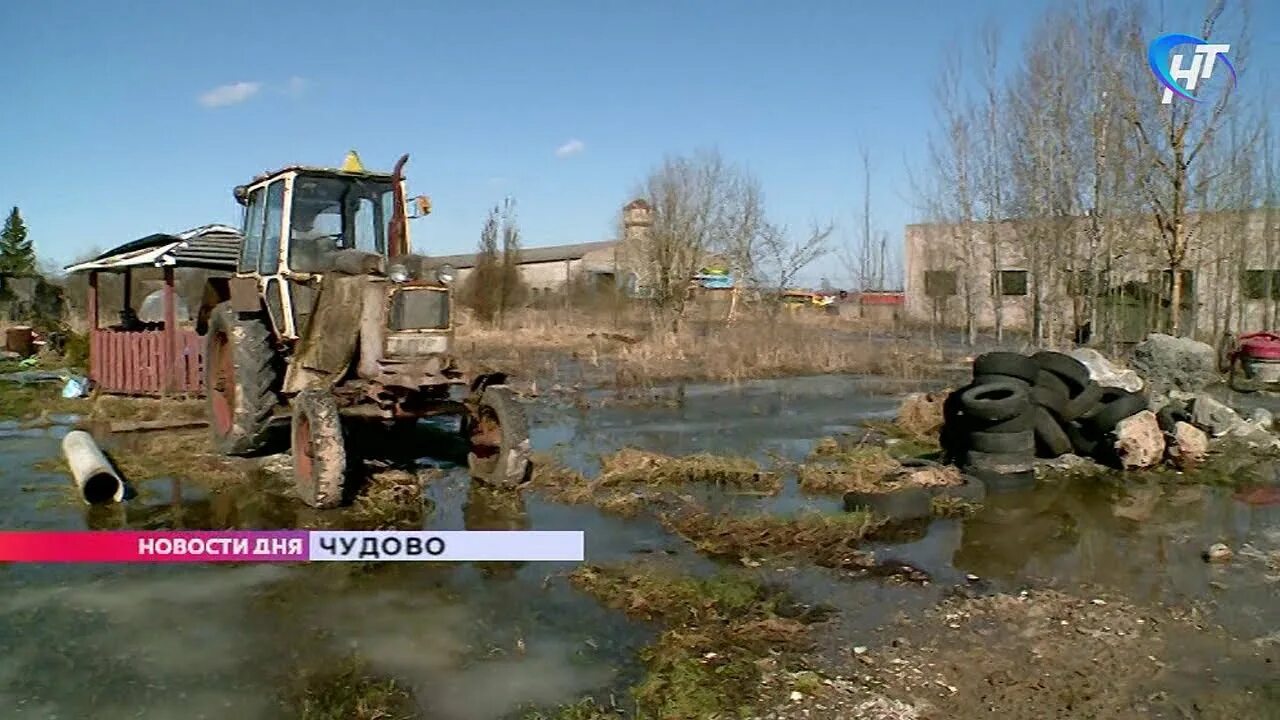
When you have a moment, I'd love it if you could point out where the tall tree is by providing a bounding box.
[0,207,35,276]
[461,205,502,324]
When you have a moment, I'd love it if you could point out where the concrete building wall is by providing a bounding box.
[904,209,1280,340]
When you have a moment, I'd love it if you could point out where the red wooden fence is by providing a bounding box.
[89,329,204,396]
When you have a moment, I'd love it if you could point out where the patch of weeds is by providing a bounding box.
[863,418,942,450]
[348,469,436,530]
[282,653,416,720]
[568,563,829,719]
[87,394,206,424]
[107,431,247,490]
[0,383,83,421]
[521,697,625,720]
[600,448,779,493]
[931,495,981,518]
[528,455,655,517]
[661,508,887,570]
[797,446,899,494]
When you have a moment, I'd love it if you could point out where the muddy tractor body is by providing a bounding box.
[197,152,531,508]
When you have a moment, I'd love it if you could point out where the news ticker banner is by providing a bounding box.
[0,530,584,563]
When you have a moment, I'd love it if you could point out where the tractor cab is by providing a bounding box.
[225,151,454,345]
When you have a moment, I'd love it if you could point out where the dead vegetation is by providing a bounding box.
[563,563,831,719]
[599,448,776,492]
[349,469,439,530]
[798,445,900,494]
[459,308,936,388]
[661,507,887,570]
[282,653,416,720]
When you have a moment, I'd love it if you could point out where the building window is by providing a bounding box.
[1241,269,1280,300]
[994,270,1028,296]
[924,270,957,298]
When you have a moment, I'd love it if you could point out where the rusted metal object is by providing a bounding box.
[5,326,34,356]
[388,153,410,257]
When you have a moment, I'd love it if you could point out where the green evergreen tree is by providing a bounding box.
[0,207,35,276]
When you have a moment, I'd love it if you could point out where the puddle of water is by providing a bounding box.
[1,374,1277,717]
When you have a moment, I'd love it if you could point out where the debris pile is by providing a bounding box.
[941,351,1187,479]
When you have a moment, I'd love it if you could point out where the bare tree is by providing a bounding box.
[1123,0,1251,336]
[497,197,525,324]
[759,220,835,296]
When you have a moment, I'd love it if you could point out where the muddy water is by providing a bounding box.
[0,374,1277,718]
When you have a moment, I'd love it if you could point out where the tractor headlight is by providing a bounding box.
[388,263,410,283]
[435,264,455,284]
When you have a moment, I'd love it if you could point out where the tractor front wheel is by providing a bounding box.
[292,389,347,509]
[205,302,279,456]
[465,385,532,488]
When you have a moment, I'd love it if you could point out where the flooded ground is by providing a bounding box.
[1,373,1278,718]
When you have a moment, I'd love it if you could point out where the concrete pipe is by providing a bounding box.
[62,430,126,505]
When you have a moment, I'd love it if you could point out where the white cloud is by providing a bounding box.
[284,76,310,97]
[198,81,262,108]
[554,139,585,158]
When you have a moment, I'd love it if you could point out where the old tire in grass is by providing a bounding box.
[466,385,533,488]
[205,302,279,456]
[958,382,1031,422]
[973,352,1040,384]
[1081,388,1148,435]
[843,486,933,521]
[1033,406,1072,458]
[292,389,346,509]
[968,429,1035,454]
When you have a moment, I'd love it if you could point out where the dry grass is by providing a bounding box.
[349,469,438,530]
[86,394,206,423]
[107,430,248,490]
[567,563,829,719]
[283,653,416,720]
[457,308,937,388]
[599,447,777,492]
[526,455,653,517]
[660,508,886,570]
[797,445,901,494]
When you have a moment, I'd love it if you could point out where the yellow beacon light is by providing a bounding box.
[341,150,365,173]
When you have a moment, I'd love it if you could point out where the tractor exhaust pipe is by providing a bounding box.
[62,430,126,505]
[389,153,410,258]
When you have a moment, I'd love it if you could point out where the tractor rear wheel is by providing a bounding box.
[465,385,532,488]
[205,302,279,456]
[292,389,347,509]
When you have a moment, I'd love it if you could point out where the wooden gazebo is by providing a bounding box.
[64,225,241,396]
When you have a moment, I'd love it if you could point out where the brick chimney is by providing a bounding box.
[622,198,653,244]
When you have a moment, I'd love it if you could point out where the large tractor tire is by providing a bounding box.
[292,388,347,509]
[205,302,279,456]
[465,385,532,488]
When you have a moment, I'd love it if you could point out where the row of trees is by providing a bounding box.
[916,0,1274,346]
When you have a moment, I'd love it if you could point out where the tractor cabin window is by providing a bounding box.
[924,270,957,298]
[239,187,266,273]
[259,179,286,275]
[995,270,1028,296]
[289,176,393,273]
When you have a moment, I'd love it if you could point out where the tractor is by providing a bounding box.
[195,151,531,508]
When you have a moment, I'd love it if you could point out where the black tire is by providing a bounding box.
[1033,406,1072,458]
[964,450,1034,472]
[973,373,1030,389]
[970,467,1037,493]
[973,352,1039,383]
[1156,405,1190,433]
[957,382,1031,422]
[1034,369,1070,398]
[205,302,279,456]
[1031,351,1091,386]
[968,429,1035,454]
[1061,380,1103,421]
[1063,421,1100,456]
[1082,389,1148,435]
[933,474,987,503]
[1030,385,1068,416]
[843,486,933,521]
[466,385,533,487]
[966,409,1035,434]
[292,388,346,509]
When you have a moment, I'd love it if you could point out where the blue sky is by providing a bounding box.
[3,0,1277,285]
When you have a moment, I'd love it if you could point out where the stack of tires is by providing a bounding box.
[942,351,1149,490]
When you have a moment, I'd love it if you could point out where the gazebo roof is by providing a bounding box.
[64,224,242,274]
